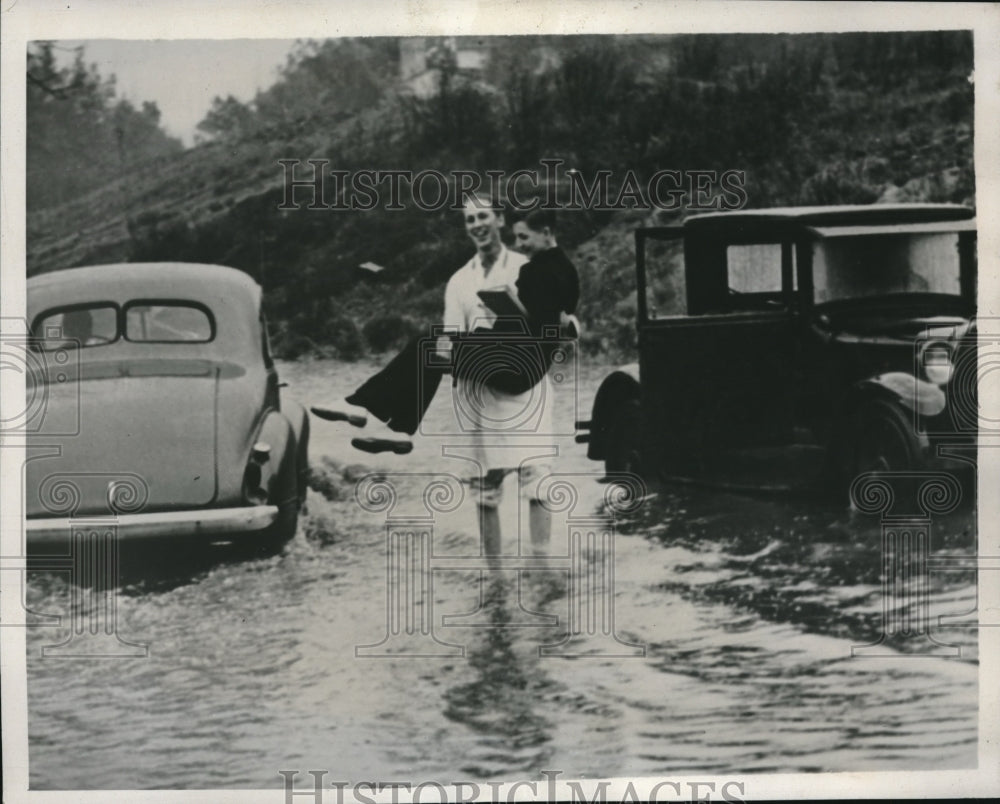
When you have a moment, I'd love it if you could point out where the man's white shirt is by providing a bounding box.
[443,245,524,332]
[442,246,556,471]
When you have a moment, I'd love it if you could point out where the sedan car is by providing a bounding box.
[26,262,309,552]
[578,204,977,493]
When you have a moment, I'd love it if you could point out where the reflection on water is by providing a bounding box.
[613,483,978,654]
[443,577,554,776]
[24,358,979,788]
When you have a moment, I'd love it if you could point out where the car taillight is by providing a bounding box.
[243,442,271,505]
[921,342,954,386]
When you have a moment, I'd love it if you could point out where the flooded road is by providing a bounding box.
[26,358,979,788]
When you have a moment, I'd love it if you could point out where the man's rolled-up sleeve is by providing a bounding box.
[443,274,465,333]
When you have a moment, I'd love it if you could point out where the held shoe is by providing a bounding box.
[351,436,413,455]
[310,399,368,428]
[350,416,413,455]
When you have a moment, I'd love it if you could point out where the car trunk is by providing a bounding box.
[26,361,220,518]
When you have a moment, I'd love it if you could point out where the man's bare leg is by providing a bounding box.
[528,498,565,605]
[529,499,551,555]
[479,504,502,569]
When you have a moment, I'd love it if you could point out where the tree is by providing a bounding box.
[27,42,182,210]
[196,95,257,140]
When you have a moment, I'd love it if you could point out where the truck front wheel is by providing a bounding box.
[852,399,920,475]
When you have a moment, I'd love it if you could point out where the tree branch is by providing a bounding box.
[26,71,70,100]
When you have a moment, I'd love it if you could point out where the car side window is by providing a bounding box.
[643,236,687,318]
[124,302,213,342]
[728,243,779,293]
[724,242,796,310]
[33,304,118,349]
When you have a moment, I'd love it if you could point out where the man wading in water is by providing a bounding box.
[312,195,579,563]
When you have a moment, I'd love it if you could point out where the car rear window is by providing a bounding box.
[124,302,214,342]
[33,305,118,350]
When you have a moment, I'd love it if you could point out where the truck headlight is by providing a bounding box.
[921,342,953,385]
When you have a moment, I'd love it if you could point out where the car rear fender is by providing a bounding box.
[583,364,641,461]
[282,398,310,503]
[251,410,298,508]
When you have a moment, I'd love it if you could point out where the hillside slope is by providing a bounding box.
[26,33,974,361]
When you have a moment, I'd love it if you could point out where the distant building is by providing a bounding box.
[399,36,559,98]
[399,37,434,97]
[400,36,491,97]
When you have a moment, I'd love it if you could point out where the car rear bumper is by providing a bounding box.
[26,505,279,546]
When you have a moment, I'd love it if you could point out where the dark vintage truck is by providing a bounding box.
[578,204,977,493]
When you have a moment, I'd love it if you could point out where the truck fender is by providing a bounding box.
[855,372,946,417]
[585,364,641,461]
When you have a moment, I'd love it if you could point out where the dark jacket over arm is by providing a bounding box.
[464,246,580,395]
[348,247,582,429]
[515,246,580,335]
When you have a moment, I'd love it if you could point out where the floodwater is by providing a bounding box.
[25,358,979,789]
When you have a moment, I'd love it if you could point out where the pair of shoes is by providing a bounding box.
[310,401,368,428]
[311,399,414,455]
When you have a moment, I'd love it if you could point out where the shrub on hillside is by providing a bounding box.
[799,164,881,205]
[269,321,319,361]
[363,314,421,353]
[322,315,365,361]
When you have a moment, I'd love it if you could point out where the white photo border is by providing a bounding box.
[2,1,998,801]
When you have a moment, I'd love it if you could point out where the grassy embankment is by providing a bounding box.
[27,34,974,363]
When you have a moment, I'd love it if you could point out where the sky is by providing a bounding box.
[54,39,300,146]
